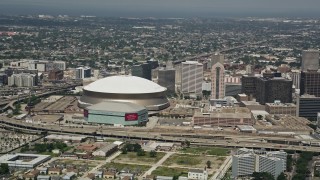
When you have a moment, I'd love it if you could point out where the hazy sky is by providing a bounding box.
[1,0,320,17]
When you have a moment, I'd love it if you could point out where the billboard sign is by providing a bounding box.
[125,113,138,121]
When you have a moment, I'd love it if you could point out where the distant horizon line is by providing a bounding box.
[0,14,319,20]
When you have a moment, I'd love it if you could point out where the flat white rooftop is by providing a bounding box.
[0,153,50,168]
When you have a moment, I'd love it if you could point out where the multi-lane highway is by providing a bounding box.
[1,116,320,153]
[0,83,81,112]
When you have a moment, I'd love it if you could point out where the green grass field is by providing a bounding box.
[104,162,151,175]
[164,154,201,166]
[180,146,229,156]
[152,167,188,177]
[163,153,226,169]
[114,152,166,165]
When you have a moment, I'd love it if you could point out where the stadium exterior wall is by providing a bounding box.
[85,108,148,126]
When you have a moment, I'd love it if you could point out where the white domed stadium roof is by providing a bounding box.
[83,75,167,94]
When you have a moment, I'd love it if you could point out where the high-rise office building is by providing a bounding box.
[317,112,320,130]
[301,50,319,72]
[0,74,8,86]
[300,71,320,97]
[8,73,36,87]
[232,148,286,179]
[245,65,252,75]
[181,61,203,96]
[256,77,292,105]
[131,63,152,80]
[146,59,159,69]
[174,63,182,90]
[297,94,320,119]
[290,70,301,90]
[48,69,64,80]
[210,54,224,66]
[257,155,284,179]
[47,61,66,71]
[241,75,258,97]
[211,62,225,99]
[158,68,176,94]
[232,153,256,178]
[76,67,91,79]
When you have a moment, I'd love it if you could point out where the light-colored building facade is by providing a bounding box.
[188,169,208,180]
[84,101,148,126]
[232,148,287,179]
[211,62,225,99]
[192,107,253,127]
[290,70,301,90]
[301,50,319,72]
[181,61,203,96]
[265,102,297,116]
[0,153,51,170]
[8,73,36,87]
[10,60,66,72]
[76,67,91,79]
[209,54,224,69]
[257,155,284,178]
[232,153,256,178]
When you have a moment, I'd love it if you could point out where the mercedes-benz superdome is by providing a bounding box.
[78,75,170,114]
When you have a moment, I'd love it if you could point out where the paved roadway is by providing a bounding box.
[211,156,232,180]
[0,83,81,111]
[1,117,320,153]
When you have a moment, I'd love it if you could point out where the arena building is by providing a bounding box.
[79,76,170,114]
[84,101,148,126]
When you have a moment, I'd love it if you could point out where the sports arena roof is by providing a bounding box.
[83,75,166,94]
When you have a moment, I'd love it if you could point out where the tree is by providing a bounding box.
[13,104,21,115]
[133,143,142,152]
[121,147,128,154]
[206,160,211,168]
[276,172,286,180]
[34,143,47,153]
[252,172,275,180]
[149,150,157,158]
[257,115,263,120]
[137,149,145,156]
[0,163,9,175]
[185,140,190,148]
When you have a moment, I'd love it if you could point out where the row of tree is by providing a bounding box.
[0,164,9,175]
[121,143,157,157]
[21,142,68,153]
[292,152,314,180]
[251,172,285,180]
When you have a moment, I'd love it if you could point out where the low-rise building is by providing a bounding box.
[37,175,51,180]
[193,107,253,127]
[48,167,62,175]
[0,153,51,170]
[37,167,48,175]
[92,144,118,157]
[156,176,173,180]
[24,169,40,180]
[103,171,116,179]
[265,102,297,116]
[188,169,208,180]
[76,144,98,153]
[62,172,77,180]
